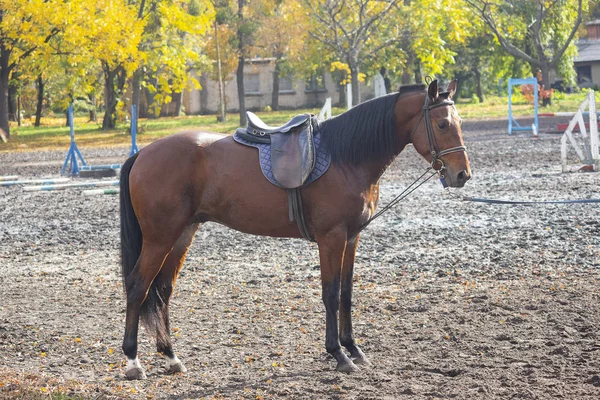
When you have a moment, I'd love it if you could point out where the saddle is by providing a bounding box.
[234,112,330,242]
[236,111,316,189]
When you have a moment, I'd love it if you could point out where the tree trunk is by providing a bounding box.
[337,81,346,107]
[16,95,21,127]
[402,48,415,85]
[129,0,145,128]
[173,92,183,116]
[215,21,226,121]
[7,79,16,122]
[144,84,156,118]
[88,94,97,122]
[102,65,122,130]
[131,69,141,130]
[237,0,246,126]
[271,60,280,111]
[473,68,485,103]
[413,58,423,85]
[0,46,11,138]
[35,75,44,127]
[350,63,360,105]
[200,73,208,114]
[541,65,552,106]
[237,58,246,125]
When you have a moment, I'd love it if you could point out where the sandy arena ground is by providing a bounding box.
[1,117,599,399]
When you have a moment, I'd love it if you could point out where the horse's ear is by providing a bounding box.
[447,80,458,99]
[427,79,439,102]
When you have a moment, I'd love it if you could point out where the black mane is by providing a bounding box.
[320,86,425,164]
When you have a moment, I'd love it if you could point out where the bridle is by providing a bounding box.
[410,94,468,175]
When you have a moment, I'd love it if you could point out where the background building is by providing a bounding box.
[182,59,376,114]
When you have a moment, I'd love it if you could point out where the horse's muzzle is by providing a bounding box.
[455,169,471,188]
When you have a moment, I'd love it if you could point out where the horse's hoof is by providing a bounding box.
[336,360,360,373]
[125,367,147,380]
[352,355,371,366]
[166,361,187,374]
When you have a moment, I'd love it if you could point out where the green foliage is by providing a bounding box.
[2,0,599,133]
[467,0,589,88]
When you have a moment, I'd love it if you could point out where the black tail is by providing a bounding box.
[120,152,170,346]
[120,152,142,288]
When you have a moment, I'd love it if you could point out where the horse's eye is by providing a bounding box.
[437,120,449,130]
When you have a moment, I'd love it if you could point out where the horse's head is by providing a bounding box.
[408,79,471,188]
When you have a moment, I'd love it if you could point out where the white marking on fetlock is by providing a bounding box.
[165,355,187,373]
[127,357,142,371]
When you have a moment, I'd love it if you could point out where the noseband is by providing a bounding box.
[410,95,468,172]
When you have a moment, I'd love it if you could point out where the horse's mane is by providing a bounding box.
[320,85,425,165]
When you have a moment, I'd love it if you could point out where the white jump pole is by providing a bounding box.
[561,89,599,171]
[0,175,18,181]
[80,164,122,171]
[83,188,120,196]
[23,180,119,192]
[0,177,70,187]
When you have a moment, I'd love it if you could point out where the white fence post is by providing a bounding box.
[588,90,599,166]
[346,83,352,110]
[318,97,332,121]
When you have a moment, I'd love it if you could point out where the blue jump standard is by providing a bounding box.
[130,104,139,156]
[61,106,87,176]
[508,78,539,135]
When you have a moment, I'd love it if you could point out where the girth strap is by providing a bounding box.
[287,188,314,241]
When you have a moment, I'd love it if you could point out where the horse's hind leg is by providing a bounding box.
[123,242,174,380]
[339,236,370,365]
[154,223,199,374]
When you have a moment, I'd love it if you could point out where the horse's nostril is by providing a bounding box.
[457,170,470,183]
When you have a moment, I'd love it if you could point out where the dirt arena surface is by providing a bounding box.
[1,117,599,399]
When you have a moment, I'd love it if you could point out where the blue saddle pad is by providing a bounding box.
[233,130,331,189]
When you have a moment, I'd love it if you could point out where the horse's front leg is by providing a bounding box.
[339,235,370,365]
[317,229,359,373]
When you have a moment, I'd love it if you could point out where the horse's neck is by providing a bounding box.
[363,92,423,182]
[393,91,425,153]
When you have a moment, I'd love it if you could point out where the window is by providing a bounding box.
[305,73,326,92]
[279,75,294,92]
[244,73,260,93]
[576,65,592,88]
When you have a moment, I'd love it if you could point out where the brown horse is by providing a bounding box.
[119,79,471,379]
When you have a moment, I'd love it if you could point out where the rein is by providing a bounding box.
[352,94,467,237]
[444,189,600,205]
[351,167,438,237]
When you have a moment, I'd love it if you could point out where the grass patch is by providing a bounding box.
[0,91,592,152]
[0,108,333,153]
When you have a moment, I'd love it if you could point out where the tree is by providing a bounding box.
[204,3,238,120]
[466,0,587,101]
[0,0,63,138]
[88,1,144,129]
[305,0,401,105]
[137,0,214,118]
[254,0,308,110]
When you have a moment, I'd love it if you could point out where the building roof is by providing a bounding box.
[575,39,600,63]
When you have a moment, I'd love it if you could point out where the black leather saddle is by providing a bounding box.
[236,111,316,189]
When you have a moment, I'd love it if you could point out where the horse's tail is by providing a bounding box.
[120,152,170,345]
[120,152,142,290]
